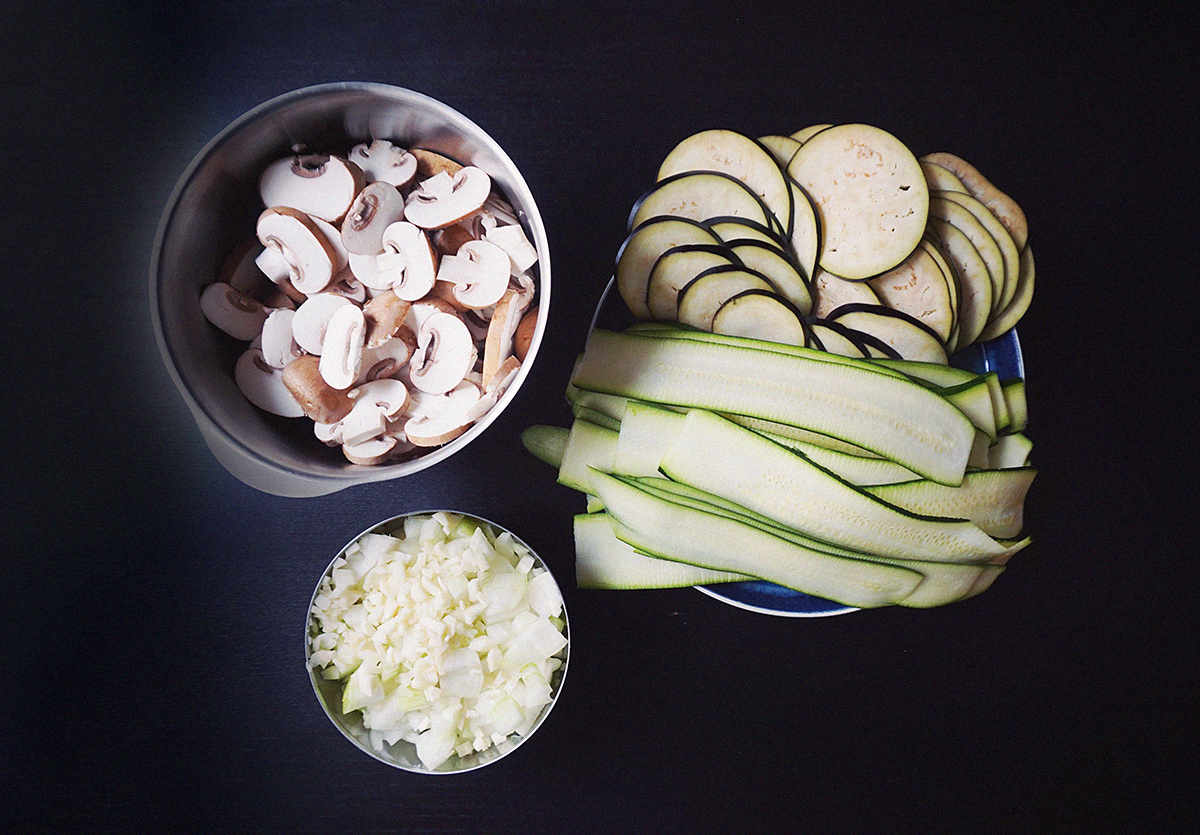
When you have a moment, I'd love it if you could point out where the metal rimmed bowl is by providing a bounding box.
[305,510,569,773]
[151,83,550,497]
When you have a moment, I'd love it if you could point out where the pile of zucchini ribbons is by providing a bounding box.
[523,325,1034,609]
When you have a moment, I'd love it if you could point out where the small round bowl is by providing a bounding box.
[151,83,550,496]
[305,511,569,773]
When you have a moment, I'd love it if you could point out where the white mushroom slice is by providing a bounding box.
[310,217,350,273]
[403,381,484,447]
[258,154,365,223]
[409,311,477,395]
[437,239,511,309]
[255,246,292,284]
[341,181,407,255]
[256,207,338,295]
[342,434,400,466]
[346,250,391,292]
[403,166,492,230]
[348,140,418,188]
[377,221,439,300]
[481,287,528,388]
[281,355,355,424]
[260,308,303,369]
[318,303,366,390]
[200,282,269,341]
[357,327,417,383]
[325,267,368,303]
[313,420,343,447]
[291,293,356,355]
[234,347,306,417]
[404,297,461,337]
[483,223,539,276]
[467,355,521,422]
[340,378,410,446]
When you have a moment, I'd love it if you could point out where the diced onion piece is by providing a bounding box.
[308,513,566,770]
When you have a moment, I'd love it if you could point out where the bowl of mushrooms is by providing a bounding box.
[152,83,549,496]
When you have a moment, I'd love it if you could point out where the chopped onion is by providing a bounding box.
[309,512,566,770]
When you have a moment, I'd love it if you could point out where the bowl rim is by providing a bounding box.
[149,82,551,495]
[304,509,570,773]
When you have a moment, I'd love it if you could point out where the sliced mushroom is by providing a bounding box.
[409,311,477,395]
[513,304,539,362]
[234,347,306,417]
[200,282,269,341]
[377,221,439,300]
[255,245,292,285]
[313,420,344,447]
[403,381,484,447]
[481,287,529,388]
[258,154,365,223]
[318,303,366,390]
[342,434,400,466]
[219,238,273,299]
[325,267,368,303]
[281,354,355,424]
[256,207,338,295]
[260,308,303,369]
[357,327,417,383]
[437,238,511,309]
[483,223,539,276]
[432,220,478,256]
[341,181,407,255]
[340,378,410,446]
[310,216,350,274]
[349,140,418,188]
[403,167,492,230]
[467,355,521,422]
[291,293,356,355]
[362,290,413,348]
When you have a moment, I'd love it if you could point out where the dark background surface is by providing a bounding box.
[3,2,1196,832]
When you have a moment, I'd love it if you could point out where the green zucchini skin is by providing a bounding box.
[590,470,925,609]
[573,328,975,485]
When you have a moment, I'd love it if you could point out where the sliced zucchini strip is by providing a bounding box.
[572,328,975,484]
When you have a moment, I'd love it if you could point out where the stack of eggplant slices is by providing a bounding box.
[524,123,1037,611]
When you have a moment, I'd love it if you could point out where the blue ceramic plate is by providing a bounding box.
[589,277,1024,617]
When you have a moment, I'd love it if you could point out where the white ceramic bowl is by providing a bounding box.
[151,83,550,496]
[305,511,569,773]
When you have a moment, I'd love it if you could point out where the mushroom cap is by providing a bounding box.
[349,140,418,188]
[258,154,365,223]
[403,381,483,447]
[409,311,477,395]
[200,281,268,341]
[362,290,413,348]
[481,287,529,388]
[513,304,539,362]
[438,238,511,309]
[235,347,306,417]
[403,166,492,230]
[378,221,438,301]
[291,293,356,355]
[341,181,407,256]
[281,354,355,424]
[256,207,338,295]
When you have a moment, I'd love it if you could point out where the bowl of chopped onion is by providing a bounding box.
[306,510,569,772]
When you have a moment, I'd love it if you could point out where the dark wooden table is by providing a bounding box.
[4,2,1195,832]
